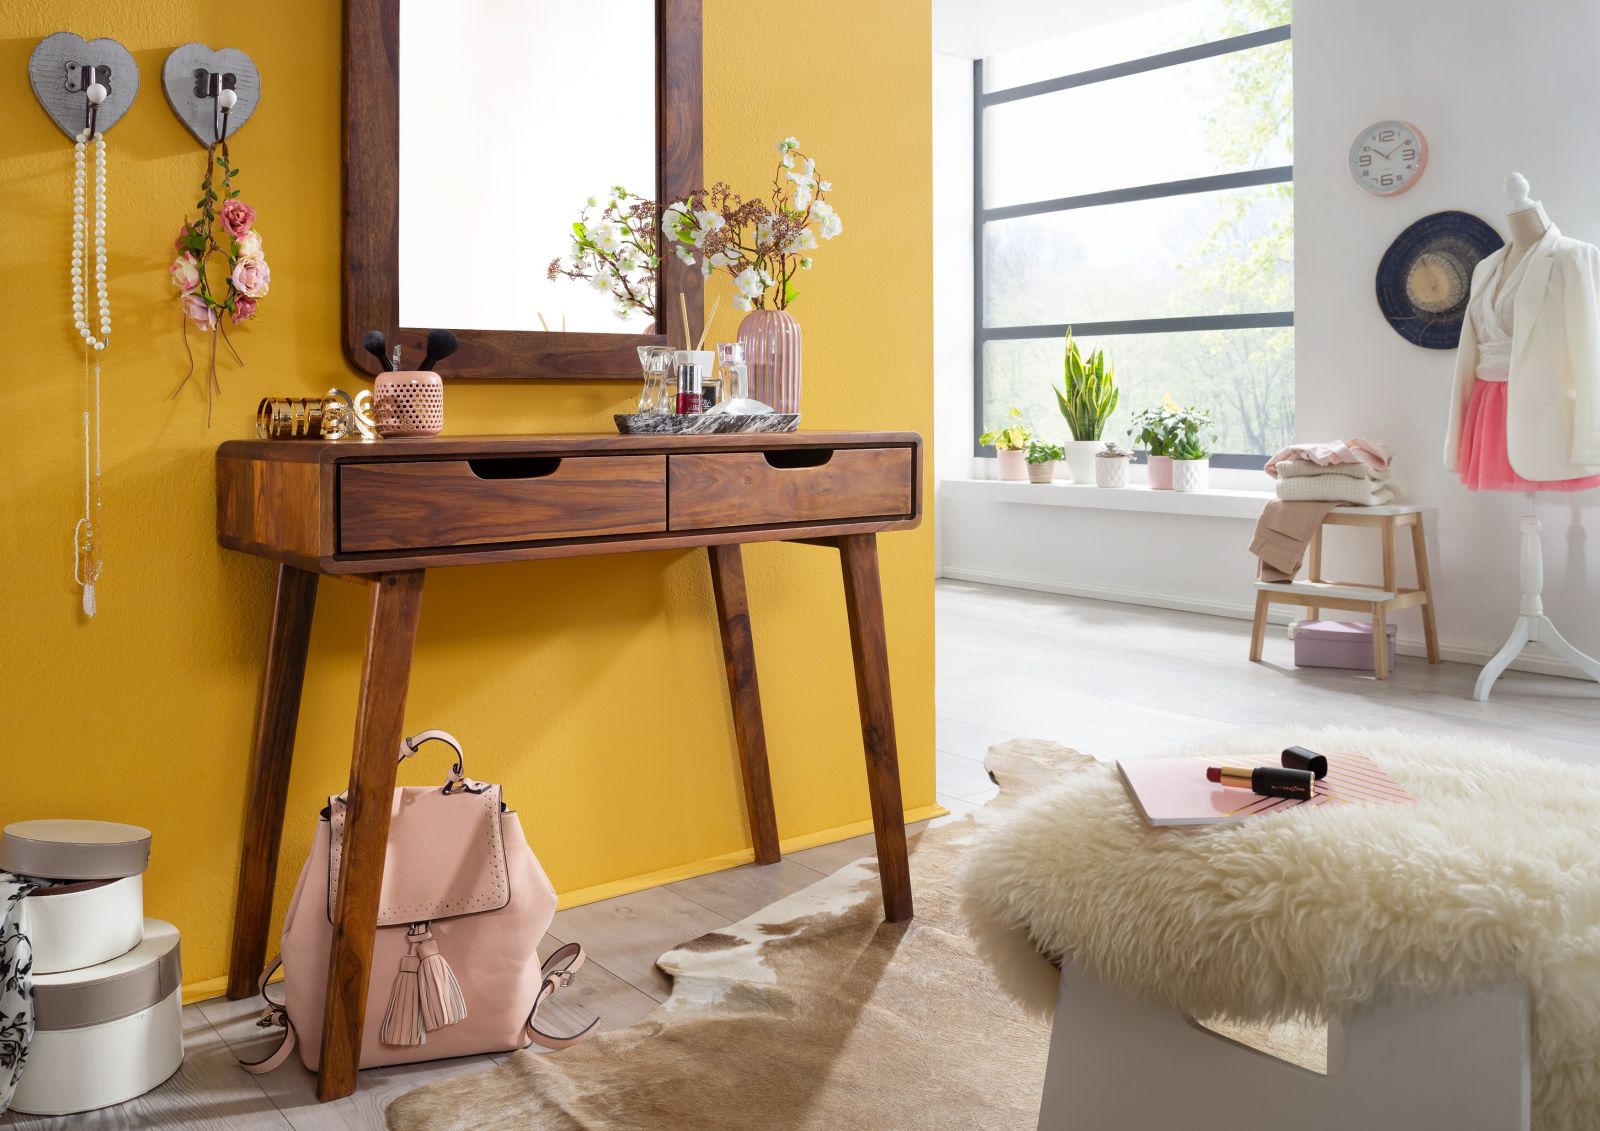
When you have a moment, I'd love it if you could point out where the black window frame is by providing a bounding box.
[972,23,1294,467]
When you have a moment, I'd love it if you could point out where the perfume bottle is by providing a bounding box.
[717,341,749,401]
[675,350,712,414]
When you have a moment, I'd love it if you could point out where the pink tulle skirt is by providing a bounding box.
[1458,378,1600,492]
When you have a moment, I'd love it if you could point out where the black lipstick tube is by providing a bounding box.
[1211,765,1316,799]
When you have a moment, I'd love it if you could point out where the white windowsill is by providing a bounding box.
[939,477,1271,519]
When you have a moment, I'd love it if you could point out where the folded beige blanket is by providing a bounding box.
[1274,458,1388,481]
[1276,473,1396,505]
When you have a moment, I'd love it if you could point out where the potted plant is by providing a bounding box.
[1095,440,1132,488]
[979,406,1032,481]
[1129,397,1192,490]
[1026,439,1064,484]
[1170,411,1216,492]
[1053,329,1119,485]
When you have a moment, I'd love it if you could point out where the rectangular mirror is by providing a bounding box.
[344,0,702,379]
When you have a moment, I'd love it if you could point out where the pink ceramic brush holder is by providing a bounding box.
[373,371,444,437]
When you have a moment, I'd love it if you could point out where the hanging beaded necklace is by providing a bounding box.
[71,120,110,617]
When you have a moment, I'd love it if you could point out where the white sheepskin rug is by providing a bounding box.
[959,728,1600,1131]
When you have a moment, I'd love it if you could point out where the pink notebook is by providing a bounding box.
[1117,752,1414,826]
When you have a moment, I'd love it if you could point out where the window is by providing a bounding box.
[974,0,1293,465]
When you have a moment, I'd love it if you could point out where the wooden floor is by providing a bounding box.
[8,580,1596,1129]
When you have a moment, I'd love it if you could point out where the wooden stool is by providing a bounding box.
[1249,505,1439,679]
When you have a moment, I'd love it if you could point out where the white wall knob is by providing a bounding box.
[85,82,107,106]
[218,88,238,111]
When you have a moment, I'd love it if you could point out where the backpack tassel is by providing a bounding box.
[414,925,468,1031]
[380,952,425,1047]
[380,923,466,1045]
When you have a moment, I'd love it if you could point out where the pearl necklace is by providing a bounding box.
[71,127,108,617]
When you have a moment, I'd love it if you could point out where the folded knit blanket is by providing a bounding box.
[1274,458,1387,481]
[1276,474,1396,505]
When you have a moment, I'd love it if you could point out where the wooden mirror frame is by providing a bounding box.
[342,0,703,380]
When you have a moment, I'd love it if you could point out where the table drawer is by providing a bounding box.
[339,455,666,552]
[668,447,914,531]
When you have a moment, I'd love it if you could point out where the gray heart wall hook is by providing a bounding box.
[29,32,140,140]
[162,44,262,146]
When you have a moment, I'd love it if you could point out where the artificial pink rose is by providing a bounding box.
[235,230,263,259]
[230,255,270,298]
[219,199,256,239]
[169,253,200,293]
[174,221,196,252]
[182,293,217,331]
[231,295,258,324]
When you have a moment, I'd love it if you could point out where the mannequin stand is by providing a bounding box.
[1474,495,1600,700]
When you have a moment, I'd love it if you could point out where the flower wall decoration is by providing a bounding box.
[170,147,268,422]
[665,138,842,312]
[546,187,659,320]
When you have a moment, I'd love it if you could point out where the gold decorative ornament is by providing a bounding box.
[255,389,379,441]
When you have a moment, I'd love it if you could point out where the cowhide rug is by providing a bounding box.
[384,740,1072,1130]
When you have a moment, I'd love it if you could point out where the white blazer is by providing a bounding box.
[1444,224,1600,481]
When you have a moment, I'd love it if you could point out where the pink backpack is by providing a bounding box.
[245,730,593,1072]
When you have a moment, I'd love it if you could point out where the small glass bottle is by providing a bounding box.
[717,341,749,402]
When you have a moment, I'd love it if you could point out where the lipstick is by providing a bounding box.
[1206,765,1316,800]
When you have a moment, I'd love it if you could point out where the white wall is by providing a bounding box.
[939,0,1600,674]
[933,51,977,569]
[1296,0,1600,663]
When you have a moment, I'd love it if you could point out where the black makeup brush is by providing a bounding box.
[362,330,396,371]
[419,329,459,372]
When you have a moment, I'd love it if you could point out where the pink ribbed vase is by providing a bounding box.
[736,309,802,413]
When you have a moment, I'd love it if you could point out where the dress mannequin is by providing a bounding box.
[1448,173,1600,699]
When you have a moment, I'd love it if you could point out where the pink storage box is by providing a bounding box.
[1293,619,1397,671]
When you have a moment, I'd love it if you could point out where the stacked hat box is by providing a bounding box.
[2,820,184,1116]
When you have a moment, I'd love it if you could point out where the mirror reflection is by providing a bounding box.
[397,0,658,334]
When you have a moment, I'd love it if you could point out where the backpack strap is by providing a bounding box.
[524,942,599,1050]
[241,943,599,1072]
[240,957,299,1075]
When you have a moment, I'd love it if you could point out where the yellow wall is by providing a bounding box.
[0,1,933,996]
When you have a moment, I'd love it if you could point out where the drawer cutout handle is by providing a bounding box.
[763,449,834,470]
[467,456,562,480]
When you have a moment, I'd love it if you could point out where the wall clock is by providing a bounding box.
[1349,120,1428,196]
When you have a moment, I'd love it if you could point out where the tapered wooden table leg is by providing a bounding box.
[835,533,913,923]
[229,564,319,1000]
[708,545,781,865]
[317,570,425,1102]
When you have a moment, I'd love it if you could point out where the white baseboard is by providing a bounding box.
[937,566,1598,682]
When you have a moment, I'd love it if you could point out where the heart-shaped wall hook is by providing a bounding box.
[162,44,262,146]
[29,32,140,140]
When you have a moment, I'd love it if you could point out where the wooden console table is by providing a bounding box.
[215,431,922,1100]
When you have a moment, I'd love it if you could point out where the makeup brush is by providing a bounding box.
[362,330,395,371]
[419,329,459,372]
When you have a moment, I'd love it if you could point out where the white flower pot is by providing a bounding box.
[1065,440,1101,485]
[1095,455,1130,488]
[1027,460,1058,484]
[1172,458,1210,492]
[995,449,1028,481]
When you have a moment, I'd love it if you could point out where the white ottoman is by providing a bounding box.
[962,729,1600,1131]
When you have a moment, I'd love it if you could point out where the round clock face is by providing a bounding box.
[1349,120,1428,196]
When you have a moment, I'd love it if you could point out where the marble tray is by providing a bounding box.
[614,413,800,435]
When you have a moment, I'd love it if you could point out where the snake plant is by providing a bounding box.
[1053,329,1119,441]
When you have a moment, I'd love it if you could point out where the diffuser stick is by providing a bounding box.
[695,296,721,351]
[537,313,550,333]
[679,292,691,349]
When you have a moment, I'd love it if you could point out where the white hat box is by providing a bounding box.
[10,918,184,1116]
[1,819,151,972]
